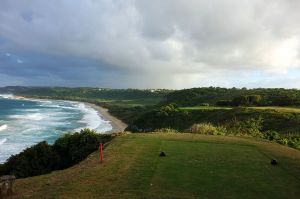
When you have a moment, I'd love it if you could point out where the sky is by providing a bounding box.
[0,0,300,89]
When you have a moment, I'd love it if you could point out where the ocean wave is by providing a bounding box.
[18,109,41,112]
[0,124,8,131]
[74,103,113,133]
[0,94,14,99]
[0,98,113,163]
[76,103,102,130]
[38,104,61,108]
[0,138,7,145]
[10,113,46,121]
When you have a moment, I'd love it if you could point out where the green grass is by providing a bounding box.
[247,106,300,113]
[106,98,162,107]
[13,133,300,198]
[180,106,232,110]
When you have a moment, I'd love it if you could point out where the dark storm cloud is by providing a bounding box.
[0,0,299,88]
[0,51,123,86]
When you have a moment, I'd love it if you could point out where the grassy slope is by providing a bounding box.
[13,133,300,199]
[176,106,300,135]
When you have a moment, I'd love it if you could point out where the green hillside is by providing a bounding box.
[127,104,300,137]
[13,133,300,199]
[164,87,300,106]
[0,86,169,107]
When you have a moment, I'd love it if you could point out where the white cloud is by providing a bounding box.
[0,0,300,88]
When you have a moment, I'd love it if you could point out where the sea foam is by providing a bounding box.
[0,96,113,163]
[0,94,14,99]
[78,103,100,129]
[0,138,7,145]
[0,124,8,131]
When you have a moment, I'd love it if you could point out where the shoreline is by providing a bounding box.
[13,95,127,133]
[84,102,127,133]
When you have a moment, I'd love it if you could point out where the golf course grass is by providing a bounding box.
[13,133,300,198]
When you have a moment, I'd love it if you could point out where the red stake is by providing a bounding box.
[99,143,103,164]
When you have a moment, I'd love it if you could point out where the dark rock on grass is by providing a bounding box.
[159,151,167,157]
[271,159,278,165]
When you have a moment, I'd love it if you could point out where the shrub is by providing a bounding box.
[154,128,179,133]
[2,141,59,178]
[226,117,264,137]
[277,136,300,149]
[0,129,114,178]
[0,164,4,174]
[188,123,219,135]
[216,100,232,106]
[215,126,228,136]
[199,103,210,106]
[277,138,288,145]
[53,129,112,169]
[287,137,300,149]
[126,104,190,132]
[232,95,262,106]
[263,130,280,141]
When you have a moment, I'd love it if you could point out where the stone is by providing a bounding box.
[271,159,278,165]
[159,151,167,157]
[0,175,16,197]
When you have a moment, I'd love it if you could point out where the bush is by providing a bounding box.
[0,129,114,178]
[226,117,264,137]
[263,130,280,141]
[199,103,210,106]
[232,95,262,106]
[188,123,219,135]
[53,129,112,169]
[2,141,59,178]
[215,126,227,136]
[0,164,4,174]
[287,137,300,149]
[277,136,300,149]
[126,104,190,132]
[277,138,288,145]
[154,128,179,133]
[216,100,232,106]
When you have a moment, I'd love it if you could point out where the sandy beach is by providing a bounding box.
[85,103,128,133]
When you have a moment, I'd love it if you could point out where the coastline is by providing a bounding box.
[85,103,128,133]
[13,95,127,133]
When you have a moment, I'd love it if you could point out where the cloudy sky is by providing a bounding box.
[0,0,300,88]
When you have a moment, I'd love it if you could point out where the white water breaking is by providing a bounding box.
[0,96,112,163]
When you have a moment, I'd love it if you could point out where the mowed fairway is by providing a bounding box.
[13,133,300,199]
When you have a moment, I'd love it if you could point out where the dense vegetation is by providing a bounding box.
[126,104,300,149]
[0,86,170,103]
[1,86,300,150]
[164,87,300,106]
[0,129,114,178]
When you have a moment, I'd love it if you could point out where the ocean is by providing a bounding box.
[0,94,112,163]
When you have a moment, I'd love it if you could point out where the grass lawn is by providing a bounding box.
[95,98,162,107]
[180,106,232,110]
[247,106,300,113]
[13,133,300,199]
